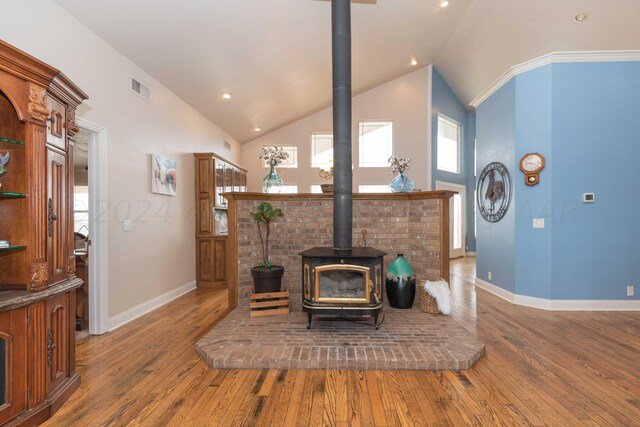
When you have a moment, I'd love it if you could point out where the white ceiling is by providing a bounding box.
[53,0,640,143]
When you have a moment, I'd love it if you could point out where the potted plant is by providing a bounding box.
[250,202,284,293]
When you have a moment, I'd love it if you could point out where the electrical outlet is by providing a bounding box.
[533,218,545,229]
[628,285,635,297]
[488,271,492,280]
[123,219,132,232]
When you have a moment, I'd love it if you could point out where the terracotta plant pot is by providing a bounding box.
[251,265,284,293]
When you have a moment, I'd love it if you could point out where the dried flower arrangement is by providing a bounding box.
[259,146,289,167]
[388,155,411,175]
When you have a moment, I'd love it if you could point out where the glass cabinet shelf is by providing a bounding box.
[0,192,27,199]
[0,245,27,252]
[0,136,24,145]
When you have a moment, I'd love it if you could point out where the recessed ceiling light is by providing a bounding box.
[439,0,449,8]
[254,127,262,132]
[222,92,232,100]
[574,13,588,22]
[410,58,418,66]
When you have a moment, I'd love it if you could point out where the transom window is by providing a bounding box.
[437,115,461,173]
[311,133,333,168]
[358,184,391,193]
[280,184,299,194]
[359,121,393,167]
[262,145,298,168]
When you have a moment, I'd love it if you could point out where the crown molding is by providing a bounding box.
[469,50,640,109]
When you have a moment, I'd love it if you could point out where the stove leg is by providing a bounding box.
[307,312,312,330]
[374,313,379,330]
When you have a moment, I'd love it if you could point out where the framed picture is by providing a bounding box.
[151,154,177,196]
[214,209,228,235]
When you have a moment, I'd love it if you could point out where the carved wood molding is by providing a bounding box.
[65,107,80,136]
[67,257,76,276]
[28,83,49,122]
[30,262,49,286]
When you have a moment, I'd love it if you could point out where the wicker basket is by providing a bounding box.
[418,283,440,314]
[320,184,334,194]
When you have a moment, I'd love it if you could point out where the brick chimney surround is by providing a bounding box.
[222,191,455,309]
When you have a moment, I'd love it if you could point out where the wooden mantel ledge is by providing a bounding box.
[222,190,456,201]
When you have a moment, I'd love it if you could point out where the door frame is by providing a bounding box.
[76,117,109,335]
[435,180,466,259]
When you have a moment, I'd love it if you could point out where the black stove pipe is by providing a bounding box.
[331,0,353,251]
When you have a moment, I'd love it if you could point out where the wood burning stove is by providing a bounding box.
[300,248,386,329]
[299,0,386,329]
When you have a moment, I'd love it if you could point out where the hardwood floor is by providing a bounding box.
[44,257,640,426]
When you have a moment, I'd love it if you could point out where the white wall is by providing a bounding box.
[243,67,431,193]
[0,0,242,319]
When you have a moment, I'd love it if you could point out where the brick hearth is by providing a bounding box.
[195,303,485,370]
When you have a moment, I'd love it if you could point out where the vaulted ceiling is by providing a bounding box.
[53,0,640,143]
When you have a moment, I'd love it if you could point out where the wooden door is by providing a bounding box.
[196,238,215,285]
[45,293,69,395]
[213,238,226,283]
[0,308,27,425]
[47,149,67,285]
[195,156,213,236]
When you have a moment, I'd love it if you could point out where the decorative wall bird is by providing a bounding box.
[484,169,504,205]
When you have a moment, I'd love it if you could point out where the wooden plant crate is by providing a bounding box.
[249,288,290,317]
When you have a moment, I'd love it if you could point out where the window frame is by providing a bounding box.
[311,133,334,168]
[436,114,462,174]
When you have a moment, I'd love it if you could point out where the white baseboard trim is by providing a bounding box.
[108,280,197,331]
[475,278,640,311]
[465,251,476,256]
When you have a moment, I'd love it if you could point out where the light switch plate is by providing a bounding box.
[123,219,132,231]
[533,218,545,229]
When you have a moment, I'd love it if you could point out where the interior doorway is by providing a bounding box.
[436,181,466,259]
[72,131,90,337]
[75,118,108,335]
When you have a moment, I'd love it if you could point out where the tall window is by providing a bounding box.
[359,121,393,167]
[437,115,461,173]
[311,133,333,168]
[262,145,298,168]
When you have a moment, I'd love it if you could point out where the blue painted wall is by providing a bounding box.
[550,62,640,300]
[475,80,517,292]
[514,65,553,299]
[431,67,476,252]
[466,112,476,252]
[476,60,640,301]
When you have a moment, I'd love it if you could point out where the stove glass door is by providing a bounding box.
[315,264,370,304]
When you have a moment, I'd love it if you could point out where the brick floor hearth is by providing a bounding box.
[196,305,485,371]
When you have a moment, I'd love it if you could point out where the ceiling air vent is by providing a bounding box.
[224,140,231,150]
[130,77,151,101]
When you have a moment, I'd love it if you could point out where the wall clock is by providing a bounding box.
[519,152,545,186]
[476,162,512,223]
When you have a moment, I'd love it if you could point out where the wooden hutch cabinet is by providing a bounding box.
[0,41,87,426]
[194,153,247,288]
